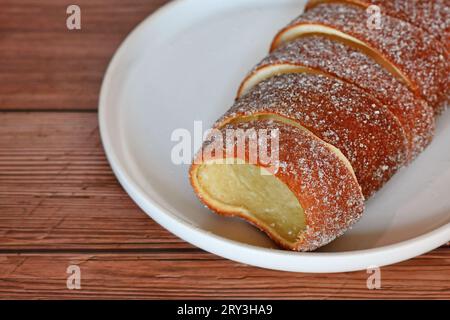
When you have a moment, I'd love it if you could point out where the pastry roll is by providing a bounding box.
[238,36,436,160]
[189,1,448,252]
[190,119,365,251]
[270,3,449,113]
[305,0,450,50]
[220,73,408,198]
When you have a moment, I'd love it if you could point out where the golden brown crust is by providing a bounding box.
[305,0,450,51]
[271,3,449,114]
[220,73,409,198]
[239,36,436,161]
[190,119,365,251]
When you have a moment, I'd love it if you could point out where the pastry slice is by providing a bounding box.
[238,36,436,160]
[190,119,365,251]
[221,73,409,198]
[270,3,449,114]
[305,0,450,50]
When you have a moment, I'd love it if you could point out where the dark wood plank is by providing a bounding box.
[0,0,169,110]
[0,248,449,299]
[1,0,448,300]
[0,112,191,250]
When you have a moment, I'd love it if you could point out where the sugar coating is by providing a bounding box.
[252,35,436,160]
[276,3,449,113]
[199,119,365,251]
[306,0,450,49]
[219,73,409,198]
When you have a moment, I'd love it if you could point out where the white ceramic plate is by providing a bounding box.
[99,0,450,273]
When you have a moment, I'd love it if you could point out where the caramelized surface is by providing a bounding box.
[197,161,305,244]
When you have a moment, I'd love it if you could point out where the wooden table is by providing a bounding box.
[0,0,448,300]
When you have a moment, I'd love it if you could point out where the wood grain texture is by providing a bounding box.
[0,249,449,299]
[0,0,169,110]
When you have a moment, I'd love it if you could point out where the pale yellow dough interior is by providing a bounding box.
[196,161,305,244]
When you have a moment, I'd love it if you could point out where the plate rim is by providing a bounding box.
[98,0,450,273]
